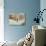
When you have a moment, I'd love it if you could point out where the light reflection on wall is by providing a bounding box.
[0,0,4,42]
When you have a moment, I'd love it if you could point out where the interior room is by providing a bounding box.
[0,0,46,46]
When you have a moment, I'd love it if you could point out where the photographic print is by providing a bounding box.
[9,13,26,26]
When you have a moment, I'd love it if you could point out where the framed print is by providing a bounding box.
[9,13,26,26]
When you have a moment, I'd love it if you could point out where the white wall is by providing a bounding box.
[0,0,4,42]
[40,0,46,27]
[40,0,46,9]
[40,0,46,45]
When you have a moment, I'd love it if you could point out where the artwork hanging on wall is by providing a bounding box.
[9,13,26,26]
